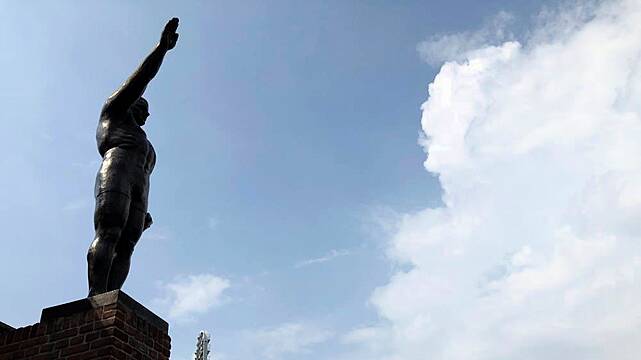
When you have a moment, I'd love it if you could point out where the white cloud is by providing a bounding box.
[417,11,514,66]
[350,1,641,359]
[143,225,172,241]
[154,273,230,321]
[295,249,351,268]
[245,322,333,359]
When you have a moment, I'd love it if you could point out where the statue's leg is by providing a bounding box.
[87,192,130,296]
[106,207,145,291]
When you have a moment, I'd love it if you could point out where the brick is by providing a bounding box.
[68,317,81,329]
[101,328,115,338]
[113,318,125,330]
[39,343,54,352]
[18,336,46,349]
[94,318,116,331]
[113,348,128,360]
[29,324,43,337]
[36,324,47,337]
[102,309,117,319]
[116,301,128,312]
[31,353,59,360]
[53,338,69,350]
[155,337,170,350]
[136,320,147,332]
[83,310,100,323]
[134,332,145,342]
[7,350,24,360]
[78,323,94,334]
[69,335,84,345]
[114,310,127,322]
[125,314,135,327]
[148,350,159,360]
[85,331,100,342]
[129,338,147,354]
[43,323,55,335]
[97,345,114,356]
[113,328,129,343]
[13,326,30,342]
[0,343,19,354]
[25,346,39,356]
[52,319,65,332]
[152,340,163,351]
[158,345,170,358]
[113,339,134,354]
[60,343,90,356]
[4,331,14,344]
[90,337,112,350]
[68,349,101,360]
[123,323,138,336]
[49,327,78,341]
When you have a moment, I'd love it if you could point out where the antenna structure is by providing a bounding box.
[194,330,211,360]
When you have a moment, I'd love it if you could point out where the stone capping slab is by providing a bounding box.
[40,289,168,331]
[0,320,13,333]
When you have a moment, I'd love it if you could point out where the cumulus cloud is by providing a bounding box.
[350,0,641,359]
[154,273,230,321]
[245,322,333,359]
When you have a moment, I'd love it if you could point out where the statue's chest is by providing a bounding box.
[145,141,157,174]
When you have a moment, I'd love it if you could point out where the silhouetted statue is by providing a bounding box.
[87,18,179,296]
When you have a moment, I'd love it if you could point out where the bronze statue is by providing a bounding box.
[87,18,179,296]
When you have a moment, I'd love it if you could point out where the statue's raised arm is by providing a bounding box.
[104,18,179,114]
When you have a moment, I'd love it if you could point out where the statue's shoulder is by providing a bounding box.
[100,102,126,123]
[100,102,113,119]
[101,97,129,117]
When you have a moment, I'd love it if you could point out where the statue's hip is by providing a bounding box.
[95,147,150,205]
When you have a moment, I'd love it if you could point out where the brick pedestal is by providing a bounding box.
[0,290,171,360]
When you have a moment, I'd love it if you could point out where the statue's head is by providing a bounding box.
[129,97,150,126]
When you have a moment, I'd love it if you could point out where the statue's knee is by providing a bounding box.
[95,226,123,244]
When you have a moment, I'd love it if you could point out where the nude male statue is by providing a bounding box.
[87,18,179,296]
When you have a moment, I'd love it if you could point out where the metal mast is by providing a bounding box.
[194,331,211,360]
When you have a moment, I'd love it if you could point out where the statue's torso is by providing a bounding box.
[95,111,156,208]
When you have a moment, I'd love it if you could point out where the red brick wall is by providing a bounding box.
[0,301,170,360]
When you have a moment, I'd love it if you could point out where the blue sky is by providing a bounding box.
[7,1,641,359]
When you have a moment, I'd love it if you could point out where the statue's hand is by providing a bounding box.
[160,17,179,50]
[144,212,153,231]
